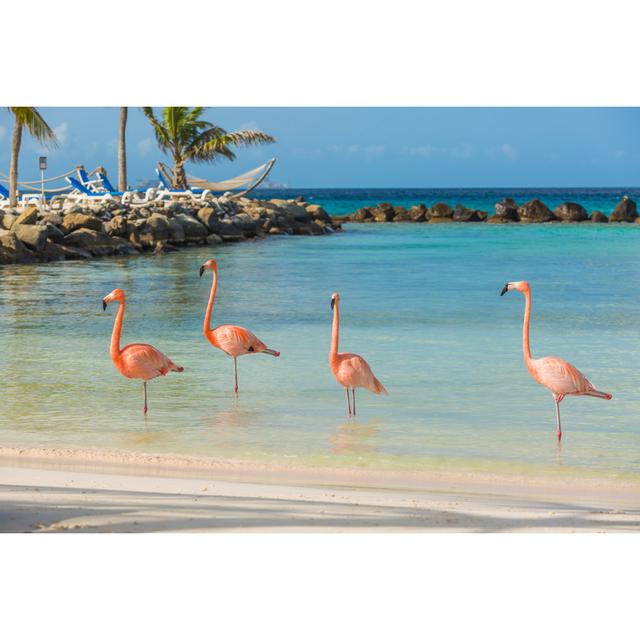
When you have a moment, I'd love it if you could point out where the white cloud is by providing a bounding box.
[364,144,385,159]
[501,143,518,161]
[450,143,473,159]
[54,122,69,144]
[406,144,438,156]
[137,137,154,157]
[347,144,360,153]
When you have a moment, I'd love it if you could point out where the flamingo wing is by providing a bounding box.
[211,324,260,357]
[336,352,387,394]
[532,356,595,396]
[119,343,182,380]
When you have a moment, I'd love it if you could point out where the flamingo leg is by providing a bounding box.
[352,388,356,416]
[143,381,148,415]
[554,394,564,440]
[345,388,351,415]
[233,357,238,395]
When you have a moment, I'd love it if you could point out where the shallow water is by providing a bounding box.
[1,222,639,478]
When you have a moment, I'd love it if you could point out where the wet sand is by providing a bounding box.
[0,446,638,532]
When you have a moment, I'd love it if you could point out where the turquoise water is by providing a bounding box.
[256,187,640,216]
[1,223,639,478]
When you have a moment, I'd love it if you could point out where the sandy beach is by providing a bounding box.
[0,446,638,533]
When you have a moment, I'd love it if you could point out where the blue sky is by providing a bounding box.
[0,107,638,188]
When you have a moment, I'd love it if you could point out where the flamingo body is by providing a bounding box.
[329,292,387,416]
[102,288,183,414]
[501,280,611,439]
[200,259,279,393]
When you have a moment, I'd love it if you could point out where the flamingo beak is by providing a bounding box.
[500,283,510,296]
[199,265,205,278]
[330,298,335,310]
[102,299,107,310]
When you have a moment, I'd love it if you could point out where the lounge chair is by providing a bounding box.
[0,182,47,207]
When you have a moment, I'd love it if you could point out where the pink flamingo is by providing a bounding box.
[501,281,611,440]
[200,258,280,394]
[329,292,387,415]
[102,288,184,414]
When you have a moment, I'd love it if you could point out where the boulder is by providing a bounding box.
[350,207,374,222]
[39,212,63,226]
[0,211,17,230]
[553,202,588,222]
[153,241,178,254]
[370,203,396,222]
[0,231,37,263]
[44,223,65,243]
[453,205,488,222]
[518,199,555,223]
[12,223,48,251]
[591,211,608,223]
[104,215,127,237]
[130,213,170,247]
[491,198,519,223]
[14,206,39,225]
[427,202,454,222]
[229,212,258,236]
[61,212,104,234]
[305,204,332,224]
[63,228,137,257]
[167,217,185,243]
[173,213,207,242]
[217,220,245,242]
[206,233,223,245]
[197,206,220,232]
[39,239,67,261]
[394,204,427,222]
[609,196,637,222]
[270,199,313,223]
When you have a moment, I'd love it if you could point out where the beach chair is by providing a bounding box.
[63,176,116,203]
[94,171,161,206]
[154,167,212,203]
[0,182,47,207]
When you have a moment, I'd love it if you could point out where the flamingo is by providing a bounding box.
[329,292,387,415]
[102,288,184,415]
[500,281,611,440]
[200,258,280,394]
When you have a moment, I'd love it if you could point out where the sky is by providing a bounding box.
[0,107,638,188]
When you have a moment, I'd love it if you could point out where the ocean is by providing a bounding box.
[1,188,639,478]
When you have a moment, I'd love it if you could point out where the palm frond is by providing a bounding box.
[142,107,171,153]
[9,107,58,147]
[188,130,276,163]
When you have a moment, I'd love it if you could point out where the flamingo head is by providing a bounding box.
[500,281,530,296]
[330,292,340,310]
[102,288,125,310]
[199,258,218,277]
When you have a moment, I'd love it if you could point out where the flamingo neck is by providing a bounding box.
[330,302,339,361]
[110,301,125,361]
[204,269,218,338]
[522,289,533,365]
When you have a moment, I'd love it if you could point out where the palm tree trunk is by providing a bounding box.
[9,120,23,207]
[172,153,187,189]
[118,107,128,191]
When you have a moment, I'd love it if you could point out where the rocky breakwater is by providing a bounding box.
[0,196,340,265]
[339,196,640,226]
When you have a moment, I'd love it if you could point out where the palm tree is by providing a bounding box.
[7,107,58,207]
[142,107,275,189]
[118,107,128,191]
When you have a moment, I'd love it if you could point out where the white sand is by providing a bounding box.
[0,445,638,532]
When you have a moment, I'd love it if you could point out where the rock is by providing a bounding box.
[427,202,454,222]
[394,204,427,222]
[370,203,396,222]
[39,212,63,226]
[0,231,37,263]
[44,223,65,243]
[61,213,104,234]
[453,205,488,222]
[553,202,588,222]
[0,211,17,230]
[63,228,138,257]
[609,196,637,222]
[173,214,207,243]
[12,223,48,251]
[270,199,312,223]
[229,212,258,236]
[518,199,555,223]
[197,206,219,232]
[491,198,519,222]
[39,239,67,261]
[591,211,608,223]
[206,233,223,245]
[350,207,374,222]
[131,213,169,247]
[14,206,39,225]
[104,215,127,237]
[217,221,244,242]
[305,204,332,223]
[167,217,185,243]
[153,241,177,254]
[268,227,286,235]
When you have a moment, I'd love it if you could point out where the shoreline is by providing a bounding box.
[1,445,638,532]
